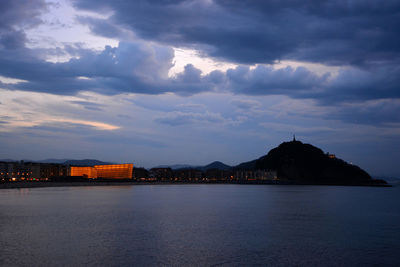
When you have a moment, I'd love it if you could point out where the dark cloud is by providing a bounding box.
[0,0,397,103]
[77,17,125,39]
[0,0,46,49]
[73,0,400,66]
[0,38,225,95]
[0,30,27,49]
[226,65,328,96]
[326,99,400,126]
[1,39,399,104]
[0,42,167,94]
[0,0,46,29]
[303,64,400,103]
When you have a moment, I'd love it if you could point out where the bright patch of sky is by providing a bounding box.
[169,48,237,76]
[0,90,119,132]
[25,0,118,62]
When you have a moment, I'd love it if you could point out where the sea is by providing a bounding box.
[1,184,399,266]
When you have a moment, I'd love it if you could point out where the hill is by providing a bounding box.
[252,140,386,185]
[153,161,232,171]
[153,164,195,170]
[38,158,73,164]
[63,159,112,166]
[201,161,231,171]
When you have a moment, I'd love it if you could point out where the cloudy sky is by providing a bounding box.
[1,0,399,176]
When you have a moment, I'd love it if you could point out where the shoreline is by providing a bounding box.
[0,180,392,190]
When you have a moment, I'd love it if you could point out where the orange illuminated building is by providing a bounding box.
[70,166,97,179]
[95,164,133,179]
[69,164,133,179]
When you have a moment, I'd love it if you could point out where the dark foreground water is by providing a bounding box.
[1,185,399,266]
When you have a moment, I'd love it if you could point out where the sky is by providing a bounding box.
[0,0,399,177]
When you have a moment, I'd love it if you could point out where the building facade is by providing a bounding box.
[0,161,68,181]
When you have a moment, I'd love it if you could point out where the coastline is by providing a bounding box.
[0,180,392,190]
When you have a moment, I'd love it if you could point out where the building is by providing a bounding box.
[328,153,336,159]
[37,163,68,179]
[69,166,97,179]
[69,164,133,179]
[0,161,68,181]
[149,168,173,181]
[0,161,32,181]
[204,169,233,181]
[174,169,203,181]
[234,169,278,181]
[133,167,149,180]
[95,164,133,179]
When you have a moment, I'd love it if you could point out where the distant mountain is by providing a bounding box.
[63,159,112,166]
[0,158,17,162]
[243,140,386,185]
[153,161,232,171]
[153,164,195,170]
[201,161,231,171]
[38,158,73,164]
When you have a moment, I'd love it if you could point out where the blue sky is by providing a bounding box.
[0,0,399,176]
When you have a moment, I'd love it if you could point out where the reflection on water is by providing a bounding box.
[1,185,399,266]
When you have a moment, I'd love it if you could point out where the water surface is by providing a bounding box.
[1,185,399,266]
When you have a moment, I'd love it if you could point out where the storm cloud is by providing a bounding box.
[2,40,398,105]
[73,0,400,66]
[0,0,397,103]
